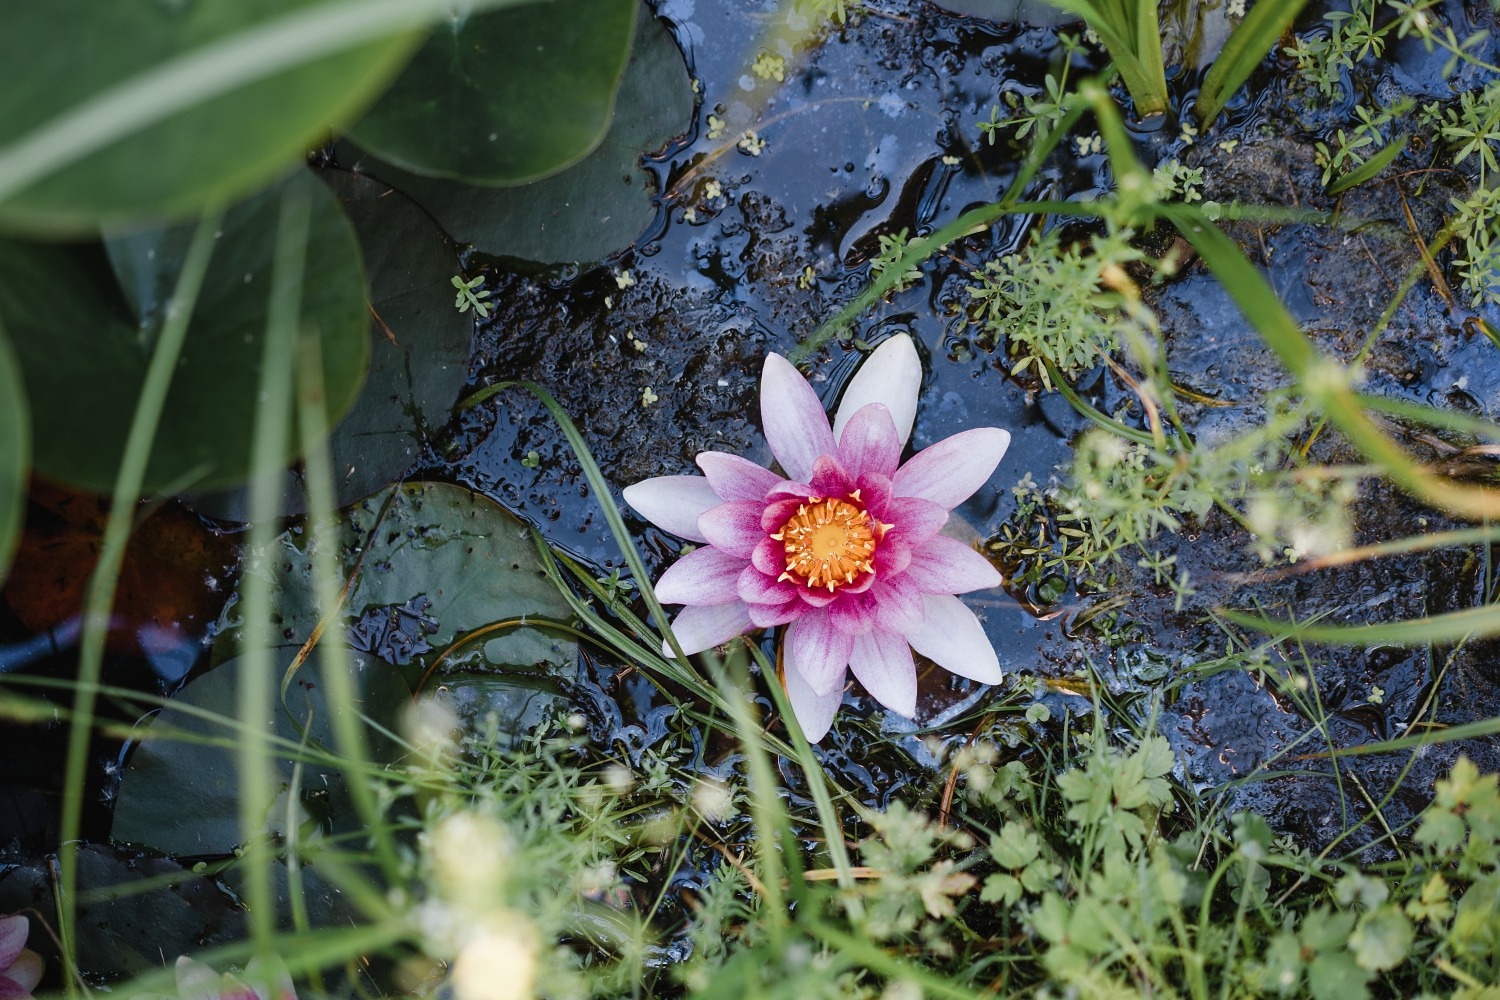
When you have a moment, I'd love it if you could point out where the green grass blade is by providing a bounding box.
[1326,134,1410,194]
[56,210,221,978]
[1196,0,1310,127]
[293,334,402,883]
[1223,602,1500,646]
[239,183,311,947]
[1162,203,1500,520]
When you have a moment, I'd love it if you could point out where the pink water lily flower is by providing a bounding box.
[623,334,1010,741]
[0,915,41,1000]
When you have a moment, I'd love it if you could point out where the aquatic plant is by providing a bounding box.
[0,916,41,1000]
[623,334,1010,740]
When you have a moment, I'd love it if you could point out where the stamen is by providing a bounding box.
[775,495,880,592]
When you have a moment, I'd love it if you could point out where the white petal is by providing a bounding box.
[907,594,1002,685]
[833,333,921,449]
[761,353,837,482]
[622,475,720,542]
[783,654,844,743]
[787,611,856,696]
[653,547,747,606]
[848,629,917,717]
[663,602,754,656]
[904,535,1003,595]
[892,427,1011,509]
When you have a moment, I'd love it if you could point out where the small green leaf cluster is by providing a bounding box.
[960,224,1147,384]
[977,34,1086,150]
[868,228,923,293]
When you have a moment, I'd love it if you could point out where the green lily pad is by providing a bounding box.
[0,0,417,235]
[338,10,692,265]
[219,481,576,679]
[0,325,27,588]
[349,0,637,184]
[184,170,471,518]
[0,845,250,979]
[0,170,369,494]
[111,643,410,857]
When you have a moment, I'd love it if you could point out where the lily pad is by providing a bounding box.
[338,10,693,265]
[0,170,369,494]
[0,844,249,979]
[349,0,638,184]
[219,482,577,679]
[111,643,410,856]
[0,0,417,235]
[184,170,471,518]
[0,325,26,588]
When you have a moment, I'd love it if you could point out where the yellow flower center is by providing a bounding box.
[771,492,886,593]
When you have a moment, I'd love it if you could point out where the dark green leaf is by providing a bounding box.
[0,0,418,235]
[339,10,692,265]
[111,643,410,856]
[350,0,637,184]
[0,170,368,493]
[0,324,27,587]
[185,170,471,517]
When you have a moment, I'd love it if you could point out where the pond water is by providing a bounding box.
[3,0,1500,982]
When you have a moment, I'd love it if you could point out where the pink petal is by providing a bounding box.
[870,576,925,635]
[908,595,1002,684]
[622,476,720,542]
[892,427,1012,509]
[244,954,297,1000]
[698,501,766,558]
[761,353,837,482]
[855,473,894,516]
[905,536,1003,595]
[666,602,755,655]
[827,593,877,635]
[697,451,784,502]
[838,404,901,480]
[786,609,855,696]
[848,629,917,716]
[653,547,747,606]
[809,455,856,499]
[0,917,26,970]
[874,532,913,577]
[175,956,223,1000]
[832,333,921,449]
[751,536,785,576]
[761,496,804,533]
[748,599,803,628]
[885,496,948,548]
[782,656,844,743]
[218,979,262,1000]
[0,975,36,1000]
[3,954,39,995]
[738,565,799,606]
